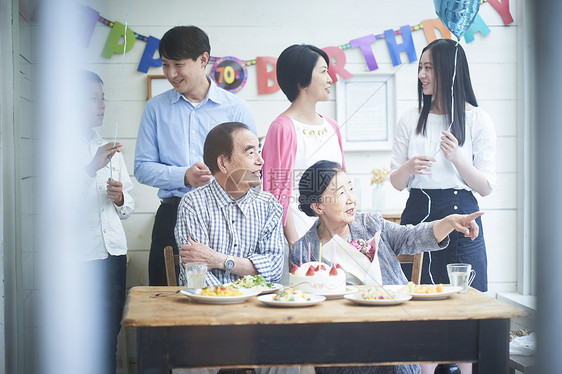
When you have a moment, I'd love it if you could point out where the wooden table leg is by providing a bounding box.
[137,327,169,374]
[475,319,510,374]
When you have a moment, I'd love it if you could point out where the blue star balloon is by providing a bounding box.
[434,0,481,40]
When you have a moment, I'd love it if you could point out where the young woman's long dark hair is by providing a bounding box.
[416,39,477,146]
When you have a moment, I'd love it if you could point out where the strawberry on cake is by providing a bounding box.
[289,261,346,294]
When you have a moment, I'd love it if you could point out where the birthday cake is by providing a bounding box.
[289,261,346,294]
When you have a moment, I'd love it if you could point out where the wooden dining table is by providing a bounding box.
[122,286,526,374]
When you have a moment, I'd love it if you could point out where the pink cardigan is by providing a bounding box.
[261,113,346,225]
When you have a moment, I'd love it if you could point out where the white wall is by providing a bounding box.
[81,0,520,294]
[0,0,12,370]
[2,0,37,373]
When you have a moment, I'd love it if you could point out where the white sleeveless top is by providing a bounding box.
[290,118,343,237]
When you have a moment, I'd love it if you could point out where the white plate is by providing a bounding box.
[402,286,463,300]
[234,283,283,295]
[257,293,326,307]
[180,288,261,304]
[343,293,412,306]
[257,283,284,294]
[312,286,358,300]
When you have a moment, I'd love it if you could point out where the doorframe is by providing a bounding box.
[0,0,18,373]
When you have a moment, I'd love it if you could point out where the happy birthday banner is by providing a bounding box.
[81,0,513,95]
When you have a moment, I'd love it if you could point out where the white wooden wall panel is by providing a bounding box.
[125,250,150,287]
[22,288,35,329]
[479,173,517,210]
[130,177,160,214]
[497,137,517,173]
[23,327,37,374]
[20,138,34,179]
[479,100,517,137]
[99,101,144,138]
[122,213,155,251]
[21,251,34,296]
[19,97,33,138]
[20,177,34,217]
[117,138,137,173]
[485,210,518,282]
[18,15,31,59]
[17,5,38,372]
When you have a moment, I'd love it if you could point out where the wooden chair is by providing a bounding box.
[382,212,424,285]
[163,246,180,286]
[397,253,423,285]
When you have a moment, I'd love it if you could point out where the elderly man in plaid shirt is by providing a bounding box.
[175,122,284,286]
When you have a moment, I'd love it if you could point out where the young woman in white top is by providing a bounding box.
[261,44,346,285]
[262,45,346,244]
[390,39,496,292]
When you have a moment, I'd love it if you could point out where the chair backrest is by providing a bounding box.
[397,253,423,285]
[163,246,180,286]
[382,213,423,285]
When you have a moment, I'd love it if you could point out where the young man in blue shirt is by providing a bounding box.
[134,26,256,285]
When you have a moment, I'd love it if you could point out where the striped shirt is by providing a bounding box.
[175,180,284,286]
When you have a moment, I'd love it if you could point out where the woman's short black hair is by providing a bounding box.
[203,122,249,174]
[159,26,210,61]
[298,160,344,217]
[276,44,330,102]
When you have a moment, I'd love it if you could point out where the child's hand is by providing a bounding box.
[107,178,124,206]
[86,142,122,176]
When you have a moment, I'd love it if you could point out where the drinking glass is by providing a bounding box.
[447,263,476,294]
[185,263,207,289]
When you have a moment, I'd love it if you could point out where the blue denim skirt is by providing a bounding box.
[400,188,488,292]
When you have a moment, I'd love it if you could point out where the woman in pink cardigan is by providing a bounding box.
[262,44,346,260]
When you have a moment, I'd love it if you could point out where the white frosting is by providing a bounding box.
[289,261,346,294]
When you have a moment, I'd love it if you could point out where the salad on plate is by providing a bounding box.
[273,288,310,302]
[233,275,274,289]
[356,286,399,300]
[231,275,282,294]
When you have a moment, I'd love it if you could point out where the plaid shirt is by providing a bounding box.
[175,180,284,286]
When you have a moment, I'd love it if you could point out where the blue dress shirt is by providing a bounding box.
[134,78,256,198]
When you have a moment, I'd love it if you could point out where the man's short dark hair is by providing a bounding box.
[204,122,249,174]
[276,44,330,102]
[158,26,211,61]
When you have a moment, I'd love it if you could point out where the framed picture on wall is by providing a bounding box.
[147,75,172,100]
[336,73,396,151]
